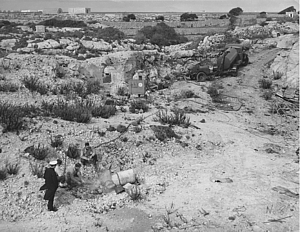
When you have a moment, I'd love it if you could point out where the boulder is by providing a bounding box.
[0,39,17,50]
[81,40,112,51]
[169,50,195,59]
[271,40,299,88]
[36,39,60,49]
[276,34,298,49]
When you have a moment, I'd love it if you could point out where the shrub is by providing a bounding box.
[127,185,143,201]
[50,134,64,148]
[129,100,149,113]
[29,162,44,178]
[85,80,103,96]
[259,78,272,89]
[5,162,20,175]
[262,90,273,101]
[151,125,180,142]
[0,81,19,92]
[30,144,49,160]
[116,86,127,96]
[0,101,25,132]
[22,76,49,95]
[273,71,283,80]
[136,22,188,47]
[154,108,191,128]
[66,143,81,159]
[41,99,92,123]
[0,168,7,180]
[91,105,117,119]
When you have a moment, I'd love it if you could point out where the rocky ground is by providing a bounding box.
[0,27,299,232]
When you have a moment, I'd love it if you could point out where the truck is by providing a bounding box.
[185,44,249,82]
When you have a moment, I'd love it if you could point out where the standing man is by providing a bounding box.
[43,160,59,212]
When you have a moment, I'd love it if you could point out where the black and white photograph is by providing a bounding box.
[0,0,299,231]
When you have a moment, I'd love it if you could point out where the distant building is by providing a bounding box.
[20,9,42,13]
[43,8,60,14]
[68,8,91,15]
[286,11,296,17]
[35,25,46,33]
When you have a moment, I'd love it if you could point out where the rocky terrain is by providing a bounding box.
[0,19,299,232]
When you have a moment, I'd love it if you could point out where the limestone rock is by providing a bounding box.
[81,40,112,51]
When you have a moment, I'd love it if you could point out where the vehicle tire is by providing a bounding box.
[196,72,207,82]
[233,67,239,77]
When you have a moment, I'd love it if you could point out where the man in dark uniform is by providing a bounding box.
[43,160,59,212]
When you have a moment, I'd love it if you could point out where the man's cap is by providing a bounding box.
[49,160,57,166]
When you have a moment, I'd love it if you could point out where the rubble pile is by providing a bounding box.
[230,22,299,39]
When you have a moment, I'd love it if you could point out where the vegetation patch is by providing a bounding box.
[151,125,181,142]
[29,144,50,160]
[154,108,191,128]
[259,78,272,89]
[29,162,44,178]
[0,81,19,92]
[129,100,149,113]
[0,168,7,181]
[22,76,49,95]
[5,161,20,175]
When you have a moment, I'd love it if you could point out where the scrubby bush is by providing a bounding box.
[0,168,7,180]
[273,71,283,80]
[85,80,103,96]
[22,75,49,95]
[154,108,191,128]
[0,81,19,92]
[0,101,25,132]
[29,162,44,178]
[129,100,149,113]
[127,185,143,201]
[259,78,272,89]
[91,105,117,119]
[151,125,180,142]
[262,90,273,101]
[5,162,20,175]
[41,99,92,123]
[66,143,81,159]
[30,144,50,160]
[136,22,188,47]
[116,86,127,96]
[50,134,64,148]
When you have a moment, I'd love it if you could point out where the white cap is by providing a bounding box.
[49,160,57,166]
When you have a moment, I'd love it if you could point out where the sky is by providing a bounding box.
[0,0,299,13]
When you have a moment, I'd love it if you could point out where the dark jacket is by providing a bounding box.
[41,167,59,200]
[44,167,59,190]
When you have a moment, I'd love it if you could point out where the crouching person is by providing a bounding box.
[66,163,84,189]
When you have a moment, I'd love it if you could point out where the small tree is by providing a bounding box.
[127,13,136,20]
[57,8,63,14]
[155,15,165,21]
[180,13,198,21]
[229,7,243,17]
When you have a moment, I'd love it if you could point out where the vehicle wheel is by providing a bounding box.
[196,72,207,82]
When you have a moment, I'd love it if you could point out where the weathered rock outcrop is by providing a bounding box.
[271,38,299,88]
[81,40,113,51]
